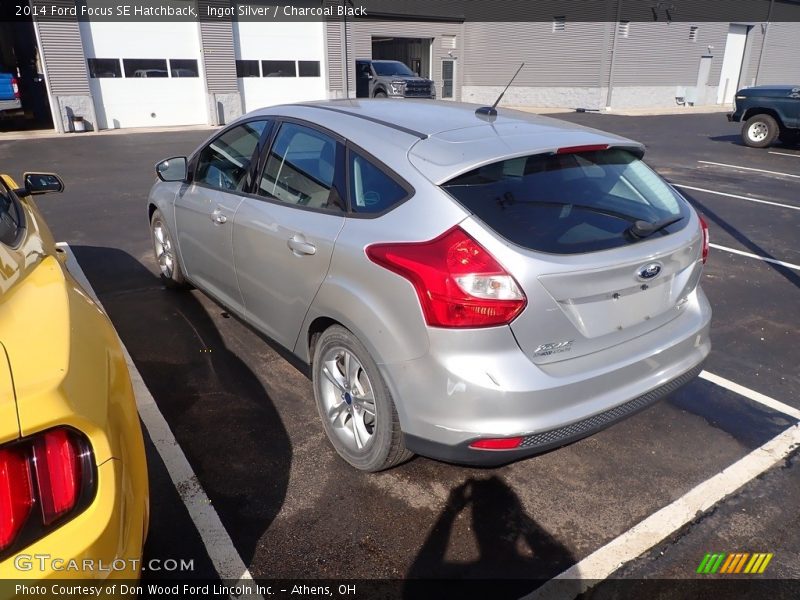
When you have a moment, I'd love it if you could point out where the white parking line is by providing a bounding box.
[700,371,800,420]
[698,160,800,179]
[672,184,800,212]
[532,370,800,598]
[709,243,800,271]
[769,151,800,158]
[529,423,800,598]
[58,244,263,599]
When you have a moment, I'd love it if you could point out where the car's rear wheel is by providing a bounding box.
[742,114,779,148]
[312,325,412,471]
[150,209,187,288]
[374,90,387,98]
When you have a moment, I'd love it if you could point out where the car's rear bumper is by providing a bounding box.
[382,287,711,466]
[0,98,21,112]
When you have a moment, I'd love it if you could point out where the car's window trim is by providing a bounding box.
[246,118,348,216]
[188,116,274,194]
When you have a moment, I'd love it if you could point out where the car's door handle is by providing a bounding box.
[210,209,227,225]
[287,235,316,256]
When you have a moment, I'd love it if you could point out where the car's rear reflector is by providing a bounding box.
[556,144,609,154]
[0,447,33,551]
[469,437,524,450]
[11,78,19,100]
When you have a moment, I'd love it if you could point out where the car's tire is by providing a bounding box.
[741,114,779,148]
[374,90,387,98]
[312,325,412,472]
[150,209,188,289]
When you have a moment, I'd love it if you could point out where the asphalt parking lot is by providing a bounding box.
[1,110,798,598]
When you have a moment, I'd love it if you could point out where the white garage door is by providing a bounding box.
[234,20,327,113]
[79,17,207,129]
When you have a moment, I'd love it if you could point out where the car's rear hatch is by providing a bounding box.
[443,146,705,364]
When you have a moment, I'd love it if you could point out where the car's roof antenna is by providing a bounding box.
[475,62,525,118]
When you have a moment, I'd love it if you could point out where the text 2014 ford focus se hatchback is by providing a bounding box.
[147,100,711,471]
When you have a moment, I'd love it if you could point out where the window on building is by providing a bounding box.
[441,59,455,99]
[87,58,122,78]
[298,61,321,77]
[259,123,342,211]
[123,58,168,78]
[170,59,199,78]
[195,121,269,191]
[553,16,566,32]
[236,60,260,78]
[349,150,408,214]
[689,26,699,42]
[262,60,296,77]
[618,21,630,38]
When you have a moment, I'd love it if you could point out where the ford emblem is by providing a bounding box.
[637,262,662,280]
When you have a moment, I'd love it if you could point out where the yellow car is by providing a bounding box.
[0,173,148,582]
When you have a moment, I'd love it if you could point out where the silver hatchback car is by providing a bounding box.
[147,100,711,471]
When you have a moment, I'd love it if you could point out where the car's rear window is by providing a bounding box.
[442,149,688,255]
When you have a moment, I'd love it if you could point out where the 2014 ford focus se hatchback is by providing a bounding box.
[147,100,711,471]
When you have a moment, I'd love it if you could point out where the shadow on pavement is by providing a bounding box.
[72,245,292,570]
[405,476,579,598]
[681,194,800,290]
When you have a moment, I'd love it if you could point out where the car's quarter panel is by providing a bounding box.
[173,184,245,310]
[297,184,469,367]
[0,343,18,444]
[1,254,141,467]
[233,198,345,351]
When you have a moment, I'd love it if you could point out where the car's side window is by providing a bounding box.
[348,150,408,214]
[0,184,24,247]
[258,122,343,212]
[194,120,268,192]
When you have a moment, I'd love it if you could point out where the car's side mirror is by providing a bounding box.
[156,157,188,182]
[22,172,64,195]
[367,74,373,80]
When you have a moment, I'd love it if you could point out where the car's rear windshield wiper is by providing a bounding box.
[626,216,683,239]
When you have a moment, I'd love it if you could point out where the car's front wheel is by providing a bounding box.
[374,90,387,98]
[312,325,412,471]
[742,114,779,148]
[150,209,187,288]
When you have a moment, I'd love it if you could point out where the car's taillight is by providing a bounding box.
[11,78,19,100]
[0,428,94,557]
[699,215,709,264]
[0,447,33,551]
[33,429,82,525]
[366,226,527,328]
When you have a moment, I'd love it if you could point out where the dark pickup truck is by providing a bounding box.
[0,72,22,115]
[728,85,800,148]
